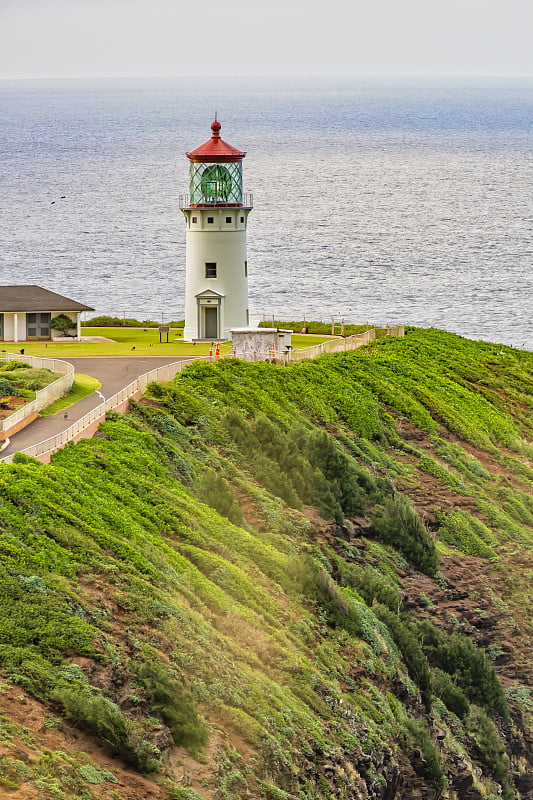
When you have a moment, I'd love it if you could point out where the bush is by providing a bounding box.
[432,668,469,718]
[405,718,446,789]
[373,604,432,710]
[417,621,508,717]
[335,561,402,614]
[133,661,208,756]
[196,470,244,526]
[50,314,75,334]
[168,790,206,800]
[466,707,513,797]
[372,494,439,575]
[287,555,367,640]
[0,360,27,371]
[51,685,161,772]
[437,510,495,558]
[0,378,24,398]
[82,316,183,328]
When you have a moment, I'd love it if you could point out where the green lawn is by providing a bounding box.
[3,329,336,359]
[40,374,102,416]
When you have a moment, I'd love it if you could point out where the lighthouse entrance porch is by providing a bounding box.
[192,289,224,341]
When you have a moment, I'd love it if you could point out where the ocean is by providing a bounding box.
[1,76,532,349]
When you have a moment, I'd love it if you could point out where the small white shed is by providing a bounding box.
[231,327,293,362]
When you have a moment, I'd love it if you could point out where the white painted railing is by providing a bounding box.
[289,328,377,361]
[0,353,74,433]
[285,325,403,362]
[0,355,222,463]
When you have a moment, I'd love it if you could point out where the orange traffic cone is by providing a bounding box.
[215,342,220,360]
[209,343,213,362]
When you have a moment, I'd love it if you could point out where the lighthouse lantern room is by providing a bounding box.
[180,120,253,341]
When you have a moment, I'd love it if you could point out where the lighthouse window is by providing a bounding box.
[191,216,197,223]
[205,262,217,278]
[207,216,214,224]
[226,216,232,223]
[240,216,244,223]
[244,261,248,276]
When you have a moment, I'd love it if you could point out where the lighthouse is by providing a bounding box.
[180,120,253,341]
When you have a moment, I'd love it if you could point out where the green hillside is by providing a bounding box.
[0,328,532,799]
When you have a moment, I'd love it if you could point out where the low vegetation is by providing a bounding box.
[0,327,531,799]
[0,360,61,416]
[82,315,184,328]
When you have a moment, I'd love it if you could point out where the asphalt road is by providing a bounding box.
[1,356,185,458]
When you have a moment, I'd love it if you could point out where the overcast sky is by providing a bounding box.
[0,0,532,79]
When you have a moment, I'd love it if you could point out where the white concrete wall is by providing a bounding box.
[231,329,293,361]
[2,313,25,342]
[183,207,250,340]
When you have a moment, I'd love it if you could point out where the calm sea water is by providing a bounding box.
[1,76,532,348]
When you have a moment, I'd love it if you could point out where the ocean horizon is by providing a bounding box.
[1,75,531,349]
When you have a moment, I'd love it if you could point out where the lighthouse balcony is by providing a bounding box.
[179,193,253,210]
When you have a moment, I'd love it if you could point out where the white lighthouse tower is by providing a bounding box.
[180,120,253,341]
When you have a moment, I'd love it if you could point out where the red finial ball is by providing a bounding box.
[211,120,221,135]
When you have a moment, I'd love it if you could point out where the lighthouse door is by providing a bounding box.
[204,307,218,339]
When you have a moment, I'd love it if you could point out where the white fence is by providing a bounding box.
[0,355,222,463]
[289,328,378,361]
[0,353,74,434]
[0,324,404,463]
[280,325,404,363]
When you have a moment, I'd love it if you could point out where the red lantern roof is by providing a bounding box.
[186,120,246,163]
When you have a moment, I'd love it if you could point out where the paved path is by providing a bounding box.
[1,356,185,459]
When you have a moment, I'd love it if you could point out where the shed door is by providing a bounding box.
[204,307,218,339]
[27,312,51,340]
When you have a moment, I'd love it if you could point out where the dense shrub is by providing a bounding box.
[0,378,23,397]
[417,621,508,717]
[133,662,208,756]
[219,411,370,521]
[405,718,446,789]
[335,561,402,614]
[287,555,365,639]
[82,316,183,328]
[51,685,161,772]
[0,360,27,371]
[466,707,514,798]
[431,668,469,718]
[436,510,495,558]
[50,313,76,333]
[196,469,245,526]
[373,604,432,710]
[372,494,439,575]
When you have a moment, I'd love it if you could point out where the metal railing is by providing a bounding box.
[0,353,74,434]
[179,193,253,209]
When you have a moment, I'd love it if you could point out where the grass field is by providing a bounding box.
[2,329,336,358]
